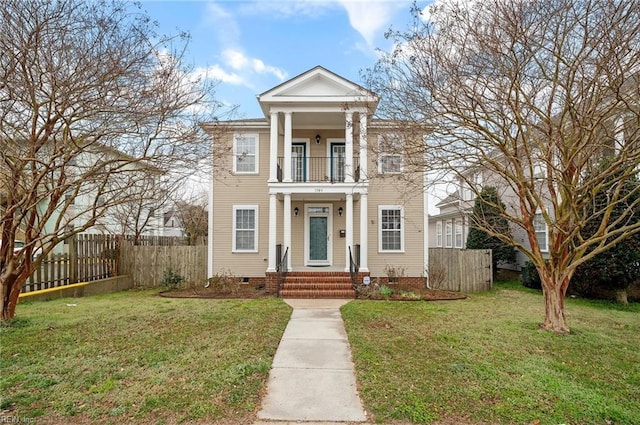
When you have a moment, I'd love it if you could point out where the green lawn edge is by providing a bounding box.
[342,281,640,424]
[1,290,292,424]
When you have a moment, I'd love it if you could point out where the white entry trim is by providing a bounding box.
[304,203,333,266]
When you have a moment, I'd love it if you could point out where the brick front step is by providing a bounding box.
[279,289,356,299]
[279,272,356,299]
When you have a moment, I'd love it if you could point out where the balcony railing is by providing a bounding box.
[276,156,360,183]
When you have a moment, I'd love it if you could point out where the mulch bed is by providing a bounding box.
[159,282,276,299]
[160,282,466,301]
[355,284,468,301]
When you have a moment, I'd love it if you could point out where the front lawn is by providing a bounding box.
[342,281,640,424]
[1,290,291,424]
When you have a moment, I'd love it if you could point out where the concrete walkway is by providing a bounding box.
[256,299,367,423]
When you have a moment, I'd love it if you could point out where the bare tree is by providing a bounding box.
[366,0,640,333]
[0,0,227,320]
[173,192,208,245]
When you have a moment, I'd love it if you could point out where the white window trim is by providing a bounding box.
[232,205,259,253]
[233,133,259,174]
[534,212,549,253]
[378,205,404,253]
[436,221,443,247]
[445,220,453,248]
[454,219,463,248]
[377,134,404,175]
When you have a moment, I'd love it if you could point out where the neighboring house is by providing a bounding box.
[202,66,430,297]
[162,209,184,238]
[39,146,165,253]
[428,181,535,272]
[428,106,638,272]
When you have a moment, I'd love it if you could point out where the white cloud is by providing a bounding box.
[338,0,405,47]
[204,3,241,45]
[193,64,246,86]
[221,49,288,81]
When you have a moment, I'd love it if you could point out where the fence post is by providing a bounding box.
[69,234,77,284]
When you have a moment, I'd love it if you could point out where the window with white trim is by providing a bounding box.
[379,206,404,252]
[233,205,258,252]
[445,220,453,248]
[233,133,259,174]
[534,213,548,252]
[455,219,463,248]
[377,134,403,174]
[436,221,443,247]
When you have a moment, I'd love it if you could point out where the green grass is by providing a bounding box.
[1,290,291,424]
[342,281,640,424]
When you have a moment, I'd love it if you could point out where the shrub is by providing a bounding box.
[521,261,541,290]
[161,267,184,289]
[379,285,394,297]
[207,270,240,295]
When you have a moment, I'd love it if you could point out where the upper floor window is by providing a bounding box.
[233,133,259,174]
[379,205,404,252]
[378,134,403,174]
[534,212,548,252]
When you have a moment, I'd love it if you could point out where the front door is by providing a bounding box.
[305,205,332,266]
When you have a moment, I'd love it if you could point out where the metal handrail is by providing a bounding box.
[349,246,359,290]
[276,156,360,183]
[276,247,289,297]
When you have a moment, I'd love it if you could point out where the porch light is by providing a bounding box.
[294,207,299,216]
[315,134,321,144]
[338,207,343,216]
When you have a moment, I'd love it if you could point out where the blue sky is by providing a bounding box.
[141,0,430,119]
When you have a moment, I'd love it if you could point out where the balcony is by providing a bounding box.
[277,156,361,183]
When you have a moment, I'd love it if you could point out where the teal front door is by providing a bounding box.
[306,205,331,266]
[309,216,328,262]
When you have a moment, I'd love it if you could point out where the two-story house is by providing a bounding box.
[202,66,430,297]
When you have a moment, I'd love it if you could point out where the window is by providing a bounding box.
[233,206,258,252]
[534,213,548,252]
[233,133,259,174]
[378,134,403,174]
[379,206,404,252]
[455,219,463,248]
[445,220,453,248]
[436,221,443,247]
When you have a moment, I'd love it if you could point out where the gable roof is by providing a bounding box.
[258,66,379,117]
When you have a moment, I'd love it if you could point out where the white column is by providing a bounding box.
[283,193,292,271]
[359,113,368,181]
[345,193,353,272]
[207,156,215,279]
[283,112,293,182]
[345,111,354,183]
[267,194,277,272]
[269,112,279,182]
[359,193,368,272]
[423,161,430,288]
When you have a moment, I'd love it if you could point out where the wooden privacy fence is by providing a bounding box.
[119,243,207,288]
[22,234,119,293]
[428,248,493,293]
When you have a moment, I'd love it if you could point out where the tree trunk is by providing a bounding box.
[540,282,570,334]
[615,289,628,305]
[1,273,22,322]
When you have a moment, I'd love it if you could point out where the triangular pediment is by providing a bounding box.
[259,66,376,102]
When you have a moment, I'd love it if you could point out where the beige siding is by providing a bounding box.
[365,139,426,279]
[212,130,270,277]
[211,126,427,279]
